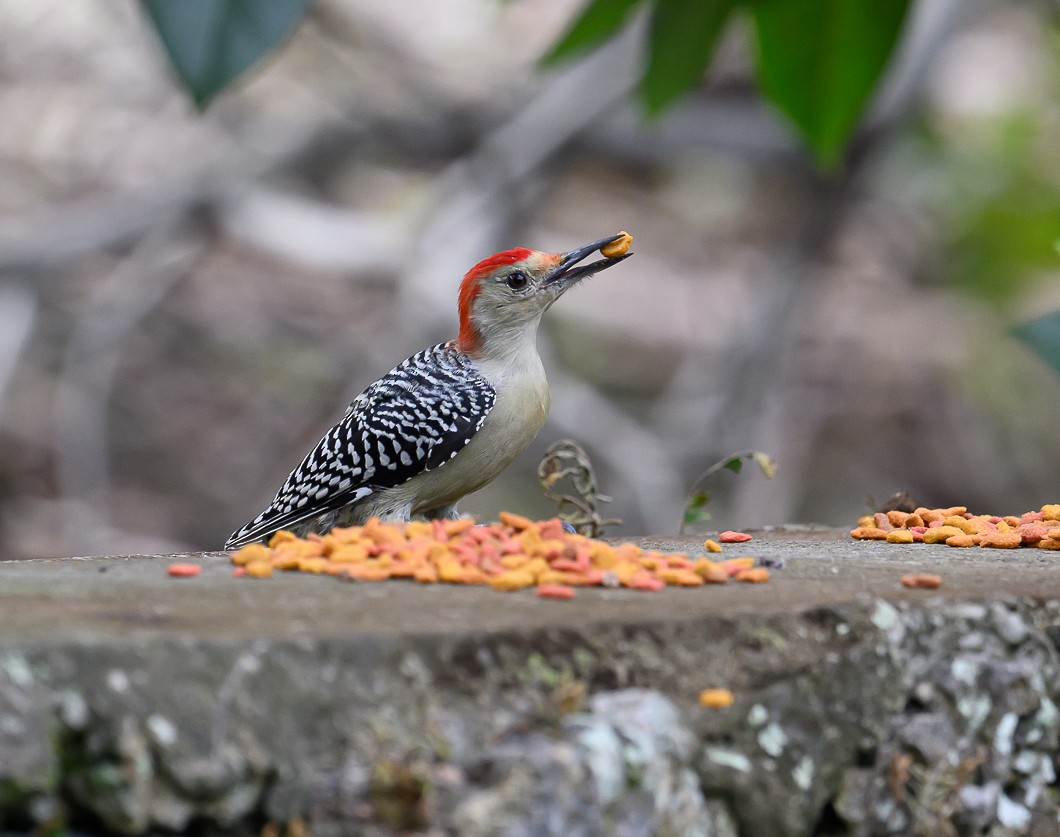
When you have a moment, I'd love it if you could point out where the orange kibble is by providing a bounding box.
[298,557,330,574]
[905,513,924,528]
[353,564,394,582]
[614,543,643,562]
[413,564,439,583]
[703,539,723,553]
[536,584,576,600]
[1040,504,1060,520]
[735,568,769,583]
[657,568,704,587]
[850,526,888,540]
[857,515,875,528]
[945,534,980,547]
[600,231,632,258]
[938,506,968,518]
[498,511,535,531]
[1037,538,1060,550]
[458,567,490,585]
[244,561,273,578]
[885,530,914,544]
[901,573,941,589]
[536,539,567,560]
[268,530,298,547]
[231,543,270,565]
[329,544,369,563]
[886,510,910,528]
[611,561,640,585]
[167,563,202,577]
[388,560,416,578]
[698,688,735,709]
[444,518,477,536]
[403,521,432,539]
[979,532,1022,549]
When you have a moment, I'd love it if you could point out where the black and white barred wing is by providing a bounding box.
[224,344,495,549]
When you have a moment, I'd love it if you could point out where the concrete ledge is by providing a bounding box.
[0,528,1058,834]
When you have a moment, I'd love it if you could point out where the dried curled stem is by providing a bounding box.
[537,439,621,537]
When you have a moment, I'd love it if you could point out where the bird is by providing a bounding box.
[224,234,633,550]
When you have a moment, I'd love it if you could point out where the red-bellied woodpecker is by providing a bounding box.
[224,234,632,549]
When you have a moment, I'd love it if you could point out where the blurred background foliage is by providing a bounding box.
[0,0,1057,559]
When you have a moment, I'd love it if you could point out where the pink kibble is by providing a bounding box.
[718,531,753,543]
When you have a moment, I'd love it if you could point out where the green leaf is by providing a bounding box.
[683,491,712,526]
[542,0,644,65]
[722,456,744,474]
[751,0,910,166]
[142,0,313,107]
[1012,310,1060,376]
[642,0,737,115]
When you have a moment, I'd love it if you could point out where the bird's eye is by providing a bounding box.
[505,271,529,291]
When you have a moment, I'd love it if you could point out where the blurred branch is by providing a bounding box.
[53,225,204,555]
[0,285,38,421]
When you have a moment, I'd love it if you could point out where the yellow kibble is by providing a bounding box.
[298,557,330,574]
[600,231,632,258]
[438,559,465,583]
[1040,504,1060,521]
[922,526,964,544]
[942,515,973,533]
[698,688,735,709]
[268,530,298,547]
[329,544,369,563]
[589,542,619,568]
[703,539,723,554]
[488,570,536,591]
[692,557,722,577]
[885,530,914,544]
[850,527,888,540]
[244,561,273,578]
[499,554,529,569]
[523,557,550,579]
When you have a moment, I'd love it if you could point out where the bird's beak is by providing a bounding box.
[543,234,633,289]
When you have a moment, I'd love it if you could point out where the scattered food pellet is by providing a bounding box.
[167,563,202,578]
[536,584,576,600]
[901,573,942,589]
[699,688,735,709]
[703,539,723,553]
[600,231,632,258]
[718,531,753,543]
[735,567,769,583]
[229,516,775,594]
